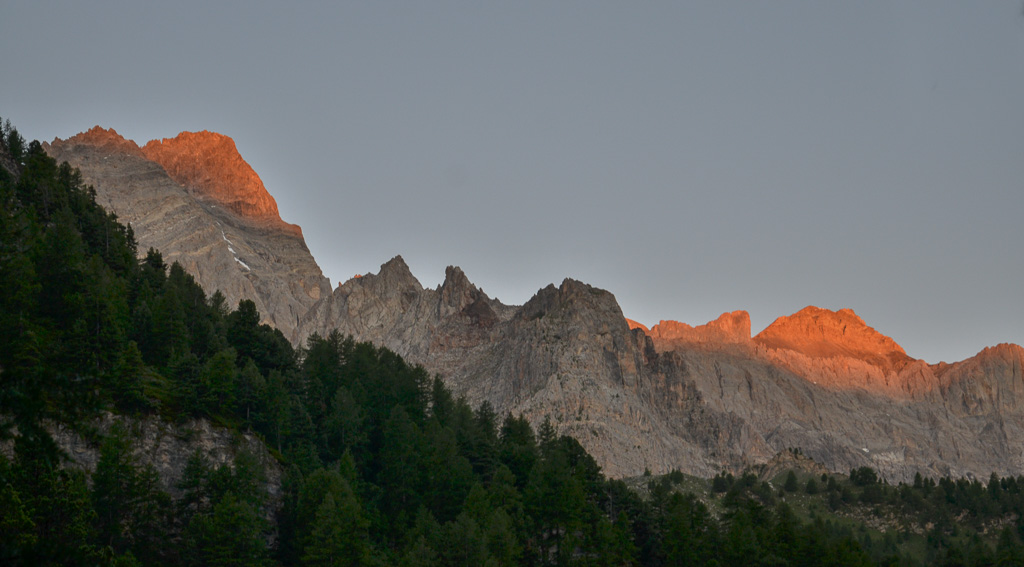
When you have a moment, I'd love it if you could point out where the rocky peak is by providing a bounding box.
[939,343,1024,383]
[980,343,1024,360]
[140,131,298,234]
[931,343,1024,418]
[754,306,910,367]
[48,126,143,157]
[436,266,503,329]
[332,255,424,308]
[438,265,478,310]
[625,319,649,333]
[375,255,422,290]
[518,279,624,324]
[441,265,473,294]
[639,311,752,348]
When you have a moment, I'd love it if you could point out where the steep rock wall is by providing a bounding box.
[45,128,331,341]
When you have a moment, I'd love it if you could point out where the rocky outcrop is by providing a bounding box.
[45,128,331,342]
[298,256,515,378]
[46,125,1024,484]
[937,344,1024,416]
[141,131,298,234]
[52,126,145,157]
[630,311,752,349]
[0,414,285,524]
[303,262,1024,481]
[52,414,282,504]
[754,307,909,366]
[628,307,1024,480]
[300,264,753,477]
[737,307,926,398]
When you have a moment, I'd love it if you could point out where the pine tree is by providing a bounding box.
[183,494,269,567]
[784,470,799,493]
[109,341,149,413]
[92,422,172,564]
[380,405,423,525]
[0,481,37,560]
[200,348,238,415]
[322,386,368,463]
[302,487,373,566]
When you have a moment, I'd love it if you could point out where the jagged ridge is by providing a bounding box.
[45,124,1024,483]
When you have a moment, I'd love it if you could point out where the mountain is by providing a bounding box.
[140,131,294,229]
[47,126,1024,482]
[44,128,331,341]
[627,311,752,348]
[300,257,1024,481]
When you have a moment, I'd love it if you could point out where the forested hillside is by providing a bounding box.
[3,117,1024,566]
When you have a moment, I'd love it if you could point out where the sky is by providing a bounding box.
[3,2,1023,364]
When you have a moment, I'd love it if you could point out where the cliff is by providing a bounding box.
[141,130,299,235]
[45,128,331,341]
[630,311,753,349]
[302,261,1024,480]
[754,306,911,370]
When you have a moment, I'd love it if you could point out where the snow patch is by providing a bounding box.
[222,230,248,270]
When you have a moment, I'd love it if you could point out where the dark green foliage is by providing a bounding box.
[91,422,173,564]
[289,468,374,565]
[712,471,734,493]
[663,492,717,565]
[302,490,372,566]
[227,299,295,375]
[784,470,799,493]
[3,118,26,162]
[499,413,539,489]
[380,405,424,525]
[850,466,879,487]
[183,494,270,567]
[177,450,271,567]
[5,446,102,564]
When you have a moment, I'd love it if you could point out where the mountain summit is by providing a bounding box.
[629,311,752,348]
[754,306,911,371]
[59,125,144,156]
[141,131,300,235]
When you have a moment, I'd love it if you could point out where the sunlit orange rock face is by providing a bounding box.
[753,306,911,370]
[630,306,930,397]
[61,126,144,156]
[625,319,649,332]
[749,306,928,397]
[141,131,298,234]
[636,311,752,348]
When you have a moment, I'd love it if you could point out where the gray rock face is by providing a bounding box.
[45,127,331,342]
[299,263,726,477]
[51,414,282,504]
[301,259,1024,482]
[45,126,1024,483]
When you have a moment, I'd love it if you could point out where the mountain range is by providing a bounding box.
[45,127,1024,482]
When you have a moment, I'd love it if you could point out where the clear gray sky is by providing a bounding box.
[3,2,1022,363]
